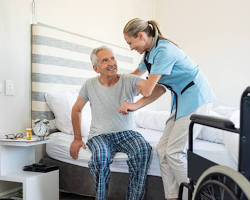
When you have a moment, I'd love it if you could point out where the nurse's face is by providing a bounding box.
[124,33,147,54]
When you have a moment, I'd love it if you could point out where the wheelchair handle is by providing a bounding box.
[241,86,250,98]
[190,114,239,133]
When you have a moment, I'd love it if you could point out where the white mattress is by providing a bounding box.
[46,128,237,177]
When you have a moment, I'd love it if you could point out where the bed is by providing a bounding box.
[42,91,239,199]
[41,103,239,200]
[31,23,240,199]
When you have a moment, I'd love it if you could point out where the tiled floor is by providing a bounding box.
[60,192,95,200]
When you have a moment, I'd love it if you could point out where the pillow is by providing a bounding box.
[197,110,225,144]
[135,109,170,131]
[196,105,240,144]
[45,91,91,137]
[212,105,238,119]
[228,109,240,129]
[80,102,91,137]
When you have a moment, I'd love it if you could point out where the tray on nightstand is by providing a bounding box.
[23,163,58,173]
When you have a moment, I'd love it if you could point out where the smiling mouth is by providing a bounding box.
[136,49,143,54]
[135,49,142,53]
[107,66,117,71]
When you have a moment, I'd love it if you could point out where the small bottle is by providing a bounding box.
[26,128,32,140]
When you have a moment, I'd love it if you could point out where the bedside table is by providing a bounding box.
[0,139,59,200]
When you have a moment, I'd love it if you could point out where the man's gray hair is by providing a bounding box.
[90,46,113,66]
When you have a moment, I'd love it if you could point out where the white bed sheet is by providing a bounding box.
[193,139,237,170]
[46,128,237,177]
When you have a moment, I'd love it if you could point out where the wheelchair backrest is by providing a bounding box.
[239,87,250,181]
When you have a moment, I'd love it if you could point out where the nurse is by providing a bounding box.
[121,18,216,200]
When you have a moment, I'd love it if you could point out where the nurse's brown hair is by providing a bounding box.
[123,18,177,46]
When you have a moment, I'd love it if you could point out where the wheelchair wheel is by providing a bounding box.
[192,165,250,200]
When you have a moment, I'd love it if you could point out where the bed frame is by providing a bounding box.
[32,23,165,199]
[41,155,165,199]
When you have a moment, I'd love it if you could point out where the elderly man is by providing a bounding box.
[70,46,165,200]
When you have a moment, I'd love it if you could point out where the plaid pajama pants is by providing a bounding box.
[86,130,152,200]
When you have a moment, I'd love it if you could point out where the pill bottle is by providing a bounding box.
[26,128,32,140]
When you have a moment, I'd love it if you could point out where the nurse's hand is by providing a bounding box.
[119,102,138,115]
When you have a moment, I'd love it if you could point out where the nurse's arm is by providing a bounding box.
[131,68,146,76]
[135,84,166,108]
[119,84,166,114]
[136,74,162,97]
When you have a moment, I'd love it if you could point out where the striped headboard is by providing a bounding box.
[31,23,137,131]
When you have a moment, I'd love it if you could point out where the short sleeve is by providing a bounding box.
[131,75,141,96]
[150,47,176,75]
[124,74,142,97]
[79,81,89,101]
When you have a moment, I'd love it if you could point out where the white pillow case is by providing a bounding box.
[197,105,240,144]
[134,106,236,145]
[45,91,91,137]
[197,110,225,144]
[135,110,170,132]
[134,109,223,144]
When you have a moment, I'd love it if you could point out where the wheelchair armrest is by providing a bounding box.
[190,114,240,133]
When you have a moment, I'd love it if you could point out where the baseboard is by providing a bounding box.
[0,186,22,197]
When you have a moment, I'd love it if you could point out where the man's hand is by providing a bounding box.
[70,139,87,160]
[119,102,138,115]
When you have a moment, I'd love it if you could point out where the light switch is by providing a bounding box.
[0,82,2,94]
[5,80,15,96]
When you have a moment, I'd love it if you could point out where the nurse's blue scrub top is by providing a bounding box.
[138,39,216,119]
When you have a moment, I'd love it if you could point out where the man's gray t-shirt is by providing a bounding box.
[79,74,141,139]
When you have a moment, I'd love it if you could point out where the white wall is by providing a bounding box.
[36,0,153,50]
[0,0,31,194]
[0,0,153,194]
[0,1,31,134]
[154,0,250,109]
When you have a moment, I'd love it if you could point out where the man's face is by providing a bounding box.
[94,49,118,76]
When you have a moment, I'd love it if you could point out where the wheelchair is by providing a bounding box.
[179,87,250,200]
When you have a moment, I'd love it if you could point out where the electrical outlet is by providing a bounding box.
[5,80,15,96]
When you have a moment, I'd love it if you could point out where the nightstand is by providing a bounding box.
[0,139,59,200]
